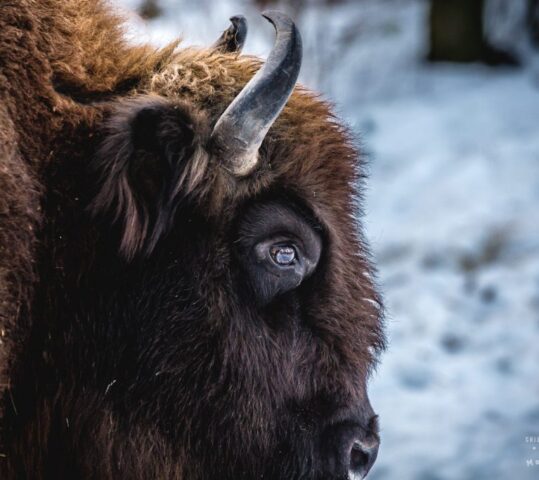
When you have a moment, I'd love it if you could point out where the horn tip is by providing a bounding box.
[261,10,295,28]
[230,14,246,23]
[213,14,248,53]
[229,14,247,31]
[230,14,248,44]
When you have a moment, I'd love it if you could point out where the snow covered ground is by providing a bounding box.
[363,67,539,480]
[113,1,539,478]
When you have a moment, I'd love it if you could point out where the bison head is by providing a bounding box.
[6,11,385,480]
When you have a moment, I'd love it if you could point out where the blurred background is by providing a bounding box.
[113,0,539,478]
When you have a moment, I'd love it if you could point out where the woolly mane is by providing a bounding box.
[0,0,178,440]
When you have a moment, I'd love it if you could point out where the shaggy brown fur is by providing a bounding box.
[0,0,176,412]
[0,1,385,478]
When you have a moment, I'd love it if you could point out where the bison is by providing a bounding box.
[0,1,386,478]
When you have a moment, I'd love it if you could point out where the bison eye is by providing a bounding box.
[270,244,296,266]
[236,201,323,306]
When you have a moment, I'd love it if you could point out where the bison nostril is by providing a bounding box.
[350,441,369,472]
[321,418,379,479]
[348,439,379,479]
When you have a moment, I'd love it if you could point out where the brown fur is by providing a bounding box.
[0,0,177,407]
[0,1,384,477]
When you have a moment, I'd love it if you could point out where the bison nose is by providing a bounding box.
[349,437,379,479]
[322,419,379,479]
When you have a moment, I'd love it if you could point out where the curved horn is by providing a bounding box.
[210,11,303,177]
[212,15,248,53]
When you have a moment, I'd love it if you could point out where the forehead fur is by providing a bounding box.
[140,49,362,228]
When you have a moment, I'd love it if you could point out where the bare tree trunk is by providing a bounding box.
[138,0,162,20]
[529,0,539,48]
[428,0,484,62]
[427,0,519,66]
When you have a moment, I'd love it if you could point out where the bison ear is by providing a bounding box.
[91,97,209,260]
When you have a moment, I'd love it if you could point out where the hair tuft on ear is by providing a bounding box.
[90,96,210,260]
